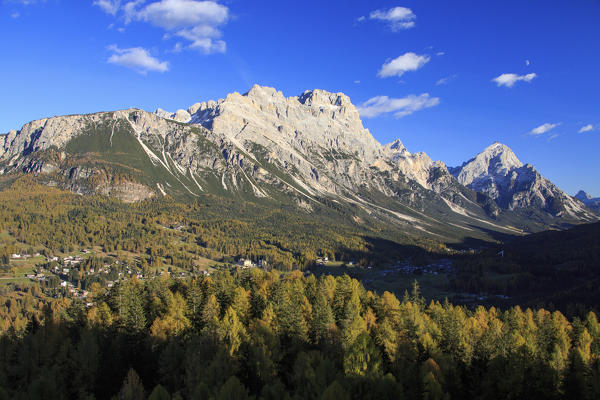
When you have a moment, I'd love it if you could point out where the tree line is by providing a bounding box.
[0,268,598,399]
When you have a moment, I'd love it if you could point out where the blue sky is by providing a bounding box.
[1,0,599,196]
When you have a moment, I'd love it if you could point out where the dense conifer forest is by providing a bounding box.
[1,270,599,399]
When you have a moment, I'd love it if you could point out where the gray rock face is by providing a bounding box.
[0,114,99,159]
[154,108,192,123]
[451,142,597,220]
[183,85,385,195]
[382,138,453,191]
[182,85,460,198]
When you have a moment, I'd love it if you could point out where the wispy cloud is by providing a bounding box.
[378,52,430,78]
[366,6,416,31]
[436,74,458,86]
[93,0,121,16]
[525,59,531,66]
[357,94,440,119]
[107,45,169,74]
[10,11,20,18]
[529,122,560,136]
[95,0,230,54]
[492,73,537,88]
[8,0,44,4]
[579,124,595,133]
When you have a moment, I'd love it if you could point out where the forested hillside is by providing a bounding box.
[0,269,599,399]
[0,176,445,272]
[449,222,600,314]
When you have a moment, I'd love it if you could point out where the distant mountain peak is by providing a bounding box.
[454,142,523,186]
[575,190,592,200]
[451,143,597,220]
[481,142,522,165]
[574,190,600,213]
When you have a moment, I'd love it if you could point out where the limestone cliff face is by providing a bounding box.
[381,139,456,193]
[450,142,596,220]
[183,85,386,196]
[1,114,100,159]
[190,85,380,160]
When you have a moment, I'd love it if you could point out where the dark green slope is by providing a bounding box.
[450,222,600,313]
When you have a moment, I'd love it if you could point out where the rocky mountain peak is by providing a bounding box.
[384,139,407,153]
[154,108,192,123]
[244,84,286,102]
[574,190,600,213]
[297,88,352,108]
[454,142,523,186]
[575,190,592,201]
[451,143,597,220]
[184,85,381,163]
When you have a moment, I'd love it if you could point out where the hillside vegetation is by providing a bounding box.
[449,222,600,314]
[1,269,600,399]
[0,176,444,273]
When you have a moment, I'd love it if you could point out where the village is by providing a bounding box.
[2,248,272,304]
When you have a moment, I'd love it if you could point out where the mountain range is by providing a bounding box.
[1,85,597,243]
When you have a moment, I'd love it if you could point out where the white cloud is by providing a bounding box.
[492,73,537,87]
[10,11,20,18]
[436,51,445,56]
[171,42,183,53]
[136,0,227,30]
[93,0,121,15]
[107,45,169,74]
[378,52,430,78]
[525,59,531,66]
[357,94,440,119]
[123,0,145,23]
[136,0,228,54]
[436,74,457,86]
[369,6,416,31]
[175,24,226,54]
[354,80,360,84]
[529,122,560,135]
[579,124,595,133]
[95,0,229,54]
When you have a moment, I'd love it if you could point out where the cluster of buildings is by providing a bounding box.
[236,258,268,269]
[10,252,41,259]
[388,259,454,276]
[315,257,329,266]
